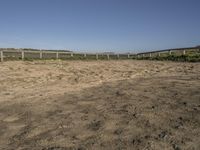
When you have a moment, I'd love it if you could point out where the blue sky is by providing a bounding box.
[0,0,199,53]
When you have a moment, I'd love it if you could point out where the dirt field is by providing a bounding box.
[0,60,200,150]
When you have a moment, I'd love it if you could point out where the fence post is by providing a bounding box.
[169,50,172,55]
[128,54,130,58]
[117,54,119,59]
[71,53,73,57]
[40,50,43,59]
[158,52,161,57]
[183,50,186,55]
[84,53,87,58]
[56,52,59,59]
[107,54,110,60]
[96,53,98,60]
[149,53,152,57]
[21,50,24,60]
[0,51,3,62]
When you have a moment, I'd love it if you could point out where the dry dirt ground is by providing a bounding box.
[0,60,200,150]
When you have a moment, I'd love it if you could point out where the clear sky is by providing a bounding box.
[0,0,199,53]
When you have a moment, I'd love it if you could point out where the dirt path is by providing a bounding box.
[0,60,200,150]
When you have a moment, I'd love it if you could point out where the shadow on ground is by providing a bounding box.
[0,76,200,150]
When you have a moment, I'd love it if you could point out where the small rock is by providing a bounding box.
[172,144,181,150]
[159,131,167,139]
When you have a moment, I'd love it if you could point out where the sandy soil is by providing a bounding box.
[0,60,200,150]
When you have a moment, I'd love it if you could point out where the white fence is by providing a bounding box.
[0,47,199,62]
[0,50,133,62]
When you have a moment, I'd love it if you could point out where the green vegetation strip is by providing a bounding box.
[135,54,200,62]
[1,51,200,62]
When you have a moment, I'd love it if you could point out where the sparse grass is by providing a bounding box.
[134,53,200,62]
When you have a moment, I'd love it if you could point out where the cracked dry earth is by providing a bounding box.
[0,60,200,150]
